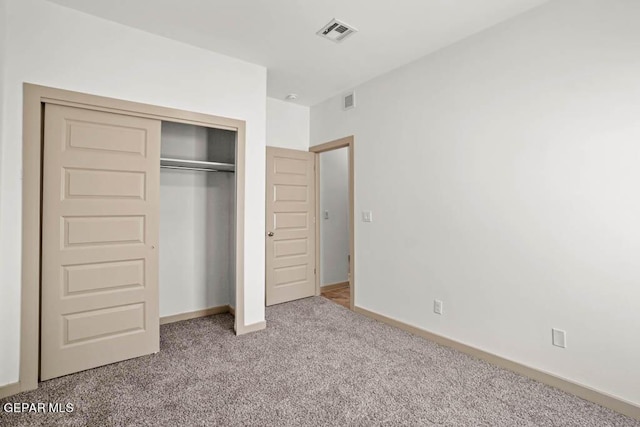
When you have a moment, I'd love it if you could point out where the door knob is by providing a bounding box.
[267,232,274,237]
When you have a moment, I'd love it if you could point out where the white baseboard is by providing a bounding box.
[236,320,266,335]
[160,305,231,325]
[354,305,640,421]
[0,381,21,400]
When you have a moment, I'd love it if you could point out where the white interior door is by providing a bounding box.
[41,104,161,380]
[265,147,316,306]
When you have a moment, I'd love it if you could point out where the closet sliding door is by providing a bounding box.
[41,104,161,380]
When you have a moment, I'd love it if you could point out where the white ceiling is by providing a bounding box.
[47,0,550,106]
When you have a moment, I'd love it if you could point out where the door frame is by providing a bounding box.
[309,136,355,310]
[19,83,249,394]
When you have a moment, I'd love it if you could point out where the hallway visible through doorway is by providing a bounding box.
[321,284,350,309]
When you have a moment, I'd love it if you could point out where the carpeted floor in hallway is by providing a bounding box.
[1,296,638,426]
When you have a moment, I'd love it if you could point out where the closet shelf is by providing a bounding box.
[160,157,235,173]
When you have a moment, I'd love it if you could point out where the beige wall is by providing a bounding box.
[311,0,640,406]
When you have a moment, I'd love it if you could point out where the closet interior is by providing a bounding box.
[159,122,237,319]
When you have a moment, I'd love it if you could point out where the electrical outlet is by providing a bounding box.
[362,211,373,222]
[552,328,567,348]
[434,299,443,315]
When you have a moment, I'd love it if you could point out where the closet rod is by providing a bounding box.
[160,157,235,172]
[160,165,234,173]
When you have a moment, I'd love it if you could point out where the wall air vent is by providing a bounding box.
[317,19,358,43]
[343,91,355,110]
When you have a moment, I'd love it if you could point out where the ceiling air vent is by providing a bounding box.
[317,19,358,43]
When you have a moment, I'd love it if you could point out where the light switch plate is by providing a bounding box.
[362,211,373,222]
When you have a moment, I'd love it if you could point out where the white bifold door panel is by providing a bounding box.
[41,104,161,380]
[265,147,316,306]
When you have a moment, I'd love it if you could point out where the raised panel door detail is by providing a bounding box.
[63,259,145,296]
[273,184,307,202]
[64,168,146,200]
[66,120,147,155]
[64,303,145,345]
[63,216,145,247]
[274,212,308,231]
[274,265,307,287]
[274,157,308,176]
[273,239,307,259]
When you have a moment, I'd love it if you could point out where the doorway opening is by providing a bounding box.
[309,136,355,310]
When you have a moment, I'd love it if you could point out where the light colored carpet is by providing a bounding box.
[1,297,638,426]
